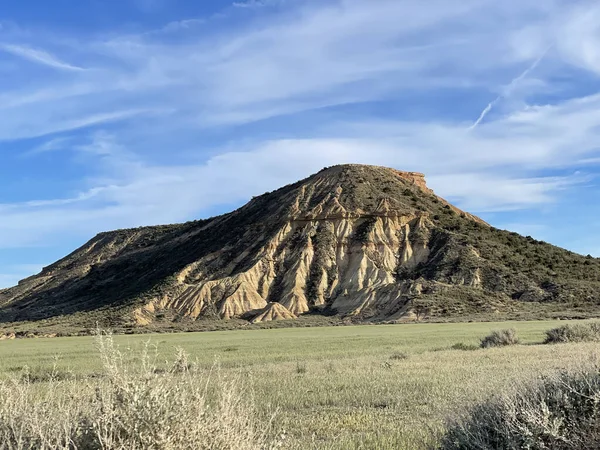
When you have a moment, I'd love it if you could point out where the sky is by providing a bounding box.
[1,0,600,288]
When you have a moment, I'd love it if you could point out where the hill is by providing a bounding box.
[1,164,600,331]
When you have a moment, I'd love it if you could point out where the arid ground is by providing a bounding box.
[0,320,597,449]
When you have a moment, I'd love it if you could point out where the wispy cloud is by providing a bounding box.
[2,0,600,287]
[22,136,73,157]
[0,1,578,140]
[470,46,552,129]
[0,108,167,141]
[2,87,599,248]
[0,44,85,71]
[232,0,285,8]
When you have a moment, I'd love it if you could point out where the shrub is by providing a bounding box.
[450,343,479,351]
[545,322,600,344]
[439,366,600,449]
[480,328,519,348]
[0,330,276,450]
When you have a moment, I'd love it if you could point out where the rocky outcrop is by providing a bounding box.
[395,171,432,193]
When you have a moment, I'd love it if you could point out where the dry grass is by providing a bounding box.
[0,320,597,449]
[0,330,276,450]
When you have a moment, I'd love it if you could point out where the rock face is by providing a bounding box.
[2,164,600,326]
[394,171,432,193]
[250,303,297,323]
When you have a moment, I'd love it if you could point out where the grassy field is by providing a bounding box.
[0,320,598,449]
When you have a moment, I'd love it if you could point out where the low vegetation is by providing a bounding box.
[0,331,274,450]
[440,364,600,449]
[450,342,479,351]
[0,320,598,449]
[545,321,600,343]
[479,328,519,348]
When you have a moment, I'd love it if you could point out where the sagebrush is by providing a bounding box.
[545,321,600,344]
[0,330,276,450]
[479,328,519,348]
[439,364,600,449]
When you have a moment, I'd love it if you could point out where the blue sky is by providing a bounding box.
[2,0,600,288]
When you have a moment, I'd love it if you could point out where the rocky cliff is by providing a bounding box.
[2,164,600,326]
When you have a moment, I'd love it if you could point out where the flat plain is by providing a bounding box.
[0,320,597,449]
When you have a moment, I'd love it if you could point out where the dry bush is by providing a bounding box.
[479,328,519,348]
[545,322,600,344]
[0,330,276,450]
[439,365,600,450]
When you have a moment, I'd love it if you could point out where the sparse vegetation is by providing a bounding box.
[0,331,274,450]
[480,328,519,348]
[440,364,600,449]
[0,320,597,449]
[545,321,600,343]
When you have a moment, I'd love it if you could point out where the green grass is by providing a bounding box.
[0,320,597,449]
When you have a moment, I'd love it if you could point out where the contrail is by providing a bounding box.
[469,46,552,130]
[0,44,85,72]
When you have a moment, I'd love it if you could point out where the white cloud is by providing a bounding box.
[0,44,85,71]
[556,3,600,74]
[1,0,596,140]
[428,174,576,212]
[0,107,167,141]
[0,0,551,138]
[153,19,206,34]
[22,136,73,156]
[2,0,600,260]
[2,89,598,249]
[232,0,277,8]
